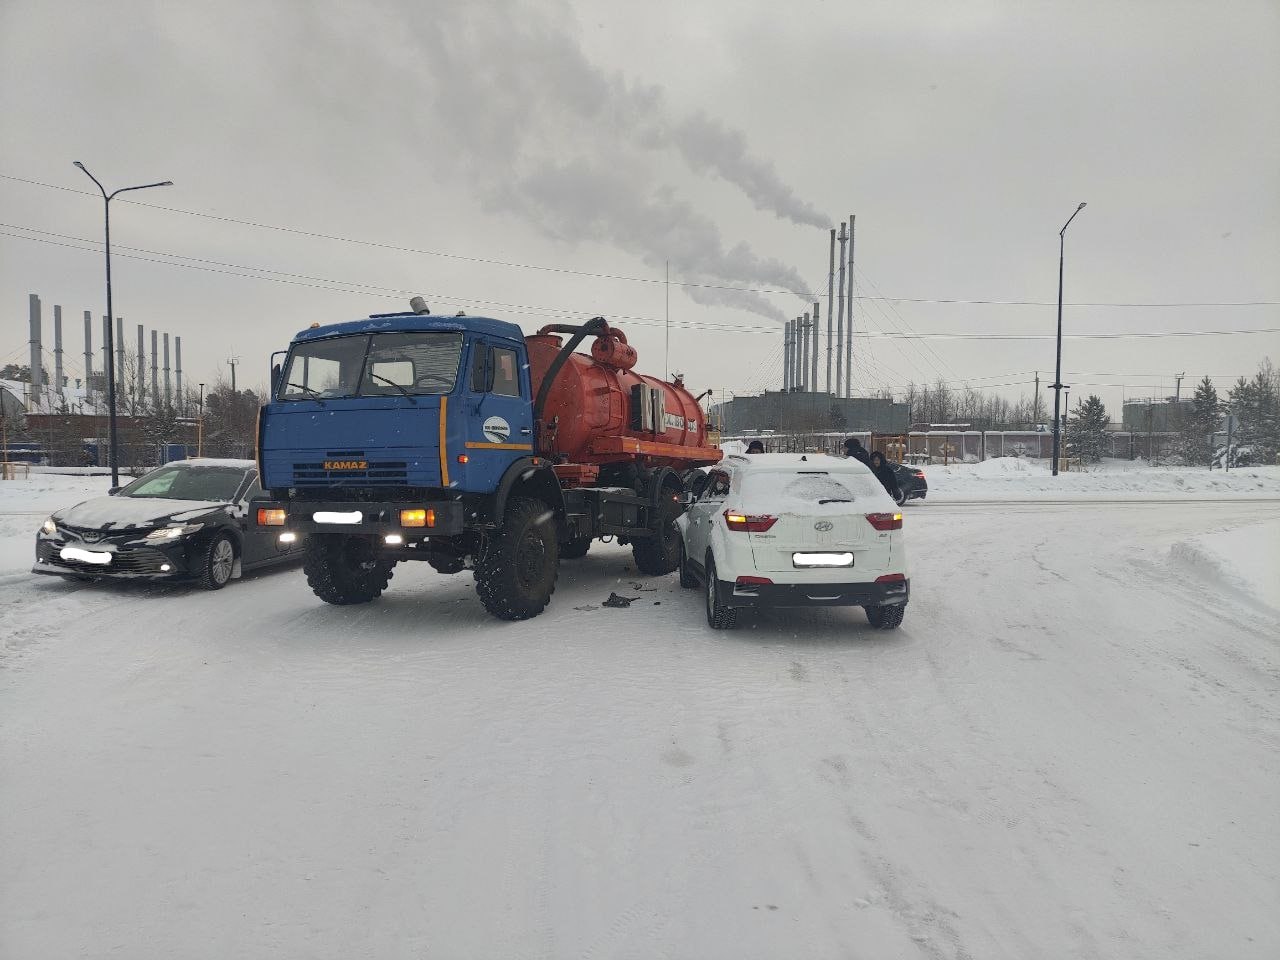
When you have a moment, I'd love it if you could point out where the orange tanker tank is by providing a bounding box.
[526,322,722,475]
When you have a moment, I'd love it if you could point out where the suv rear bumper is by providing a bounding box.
[724,577,909,609]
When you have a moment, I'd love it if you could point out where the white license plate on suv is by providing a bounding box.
[60,546,112,565]
[792,552,854,568]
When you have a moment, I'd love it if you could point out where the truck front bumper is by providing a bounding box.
[264,500,466,537]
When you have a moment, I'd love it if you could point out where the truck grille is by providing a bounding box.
[292,452,410,486]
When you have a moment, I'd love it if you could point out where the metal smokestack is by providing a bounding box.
[54,305,64,397]
[836,223,847,403]
[846,215,855,399]
[811,302,820,394]
[83,311,94,403]
[783,320,792,392]
[800,314,810,392]
[151,330,159,401]
[137,324,146,407]
[102,316,111,394]
[116,317,125,394]
[175,337,183,414]
[28,294,43,396]
[163,333,171,407]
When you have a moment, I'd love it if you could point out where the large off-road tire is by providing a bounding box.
[865,603,906,630]
[195,532,236,591]
[632,492,682,576]
[474,496,559,621]
[704,555,738,630]
[304,534,394,605]
[678,538,698,589]
[560,536,592,560]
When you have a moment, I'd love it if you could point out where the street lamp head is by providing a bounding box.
[157,181,174,187]
[73,161,86,170]
[1077,202,1087,210]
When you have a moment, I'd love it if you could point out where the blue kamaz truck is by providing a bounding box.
[257,299,721,620]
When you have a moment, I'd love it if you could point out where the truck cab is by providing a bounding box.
[260,311,534,500]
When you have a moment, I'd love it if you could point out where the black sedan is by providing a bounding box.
[33,459,304,589]
[888,461,928,505]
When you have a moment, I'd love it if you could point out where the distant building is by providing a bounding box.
[712,391,909,435]
[1123,398,1192,432]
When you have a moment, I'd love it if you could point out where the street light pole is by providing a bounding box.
[197,382,205,457]
[1051,201,1087,477]
[74,162,173,487]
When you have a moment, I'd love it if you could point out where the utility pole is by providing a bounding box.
[835,222,848,402]
[1174,372,1185,402]
[227,356,240,395]
[1034,371,1040,425]
[846,215,856,399]
[826,228,835,394]
[197,383,205,457]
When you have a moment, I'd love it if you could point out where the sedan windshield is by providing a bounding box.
[120,466,247,501]
[277,331,464,400]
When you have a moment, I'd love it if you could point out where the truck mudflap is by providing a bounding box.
[258,500,465,536]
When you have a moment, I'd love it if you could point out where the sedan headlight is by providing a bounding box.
[41,518,57,535]
[145,523,205,541]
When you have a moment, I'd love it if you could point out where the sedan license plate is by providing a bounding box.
[61,546,112,565]
[793,551,854,568]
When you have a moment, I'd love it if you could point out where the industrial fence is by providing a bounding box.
[724,430,1182,464]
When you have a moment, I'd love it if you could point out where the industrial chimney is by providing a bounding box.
[28,294,43,396]
[175,336,183,414]
[137,324,146,407]
[151,330,159,401]
[163,333,171,407]
[54,305,64,398]
[116,317,125,394]
[83,310,94,404]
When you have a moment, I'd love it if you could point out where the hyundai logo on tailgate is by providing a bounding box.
[814,521,833,532]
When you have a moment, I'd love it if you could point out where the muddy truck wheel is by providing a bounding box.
[304,534,394,605]
[474,497,559,621]
[560,536,592,560]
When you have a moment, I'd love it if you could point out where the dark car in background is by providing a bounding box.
[888,461,928,505]
[33,459,304,589]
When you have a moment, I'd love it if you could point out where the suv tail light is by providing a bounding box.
[912,470,925,479]
[723,510,778,532]
[865,512,903,531]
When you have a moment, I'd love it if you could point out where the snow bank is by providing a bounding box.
[924,459,1280,501]
[0,474,110,575]
[1170,519,1280,612]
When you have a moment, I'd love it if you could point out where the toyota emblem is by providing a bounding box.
[81,531,103,543]
[814,520,833,532]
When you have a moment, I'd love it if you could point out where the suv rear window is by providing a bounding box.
[739,470,878,510]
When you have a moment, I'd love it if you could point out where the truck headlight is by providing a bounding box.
[145,523,205,541]
[41,518,57,535]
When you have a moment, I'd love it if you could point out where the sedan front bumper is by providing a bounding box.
[33,536,194,580]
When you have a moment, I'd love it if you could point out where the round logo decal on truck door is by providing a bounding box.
[482,416,511,443]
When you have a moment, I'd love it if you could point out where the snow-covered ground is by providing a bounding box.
[922,457,1280,501]
[2,475,1279,957]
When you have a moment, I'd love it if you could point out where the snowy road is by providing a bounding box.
[2,498,1278,958]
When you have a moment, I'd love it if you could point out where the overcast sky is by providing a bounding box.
[2,0,1277,416]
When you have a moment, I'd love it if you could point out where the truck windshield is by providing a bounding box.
[277,332,464,400]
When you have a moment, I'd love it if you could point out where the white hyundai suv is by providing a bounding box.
[676,453,909,630]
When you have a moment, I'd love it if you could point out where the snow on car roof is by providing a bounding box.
[725,452,872,473]
[167,458,256,469]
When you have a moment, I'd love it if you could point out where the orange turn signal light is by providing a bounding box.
[400,508,436,528]
[257,508,286,526]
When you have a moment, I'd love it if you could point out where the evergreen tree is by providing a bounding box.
[1181,376,1219,465]
[1227,360,1279,465]
[1065,394,1109,462]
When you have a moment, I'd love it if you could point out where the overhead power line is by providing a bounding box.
[4,173,1277,308]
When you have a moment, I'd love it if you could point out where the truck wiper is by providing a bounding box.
[368,373,418,404]
[287,382,325,405]
[819,498,853,504]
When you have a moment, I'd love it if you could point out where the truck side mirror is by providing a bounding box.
[270,363,282,396]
